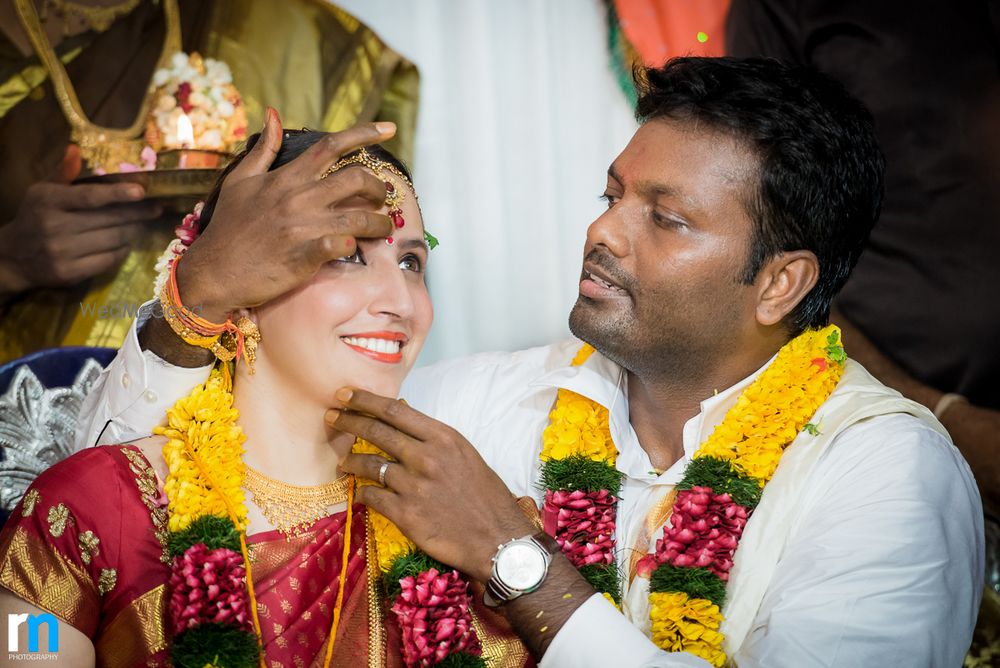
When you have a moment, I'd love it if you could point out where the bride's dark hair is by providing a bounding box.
[198,129,411,230]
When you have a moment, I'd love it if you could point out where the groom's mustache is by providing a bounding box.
[583,249,636,295]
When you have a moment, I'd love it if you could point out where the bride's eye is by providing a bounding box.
[399,253,423,273]
[335,249,365,265]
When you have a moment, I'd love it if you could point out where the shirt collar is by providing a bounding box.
[531,342,776,482]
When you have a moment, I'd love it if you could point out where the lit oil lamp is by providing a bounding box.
[156,113,230,170]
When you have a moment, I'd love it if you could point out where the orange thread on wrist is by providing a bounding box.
[165,255,252,365]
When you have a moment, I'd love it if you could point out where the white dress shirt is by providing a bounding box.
[76,321,984,667]
[401,340,984,668]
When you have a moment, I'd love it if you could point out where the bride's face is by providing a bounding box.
[250,174,432,406]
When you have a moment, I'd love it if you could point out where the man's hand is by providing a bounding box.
[0,145,160,299]
[331,388,537,582]
[176,109,397,322]
[139,109,397,365]
[331,388,599,658]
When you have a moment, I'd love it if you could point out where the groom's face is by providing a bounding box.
[569,117,762,376]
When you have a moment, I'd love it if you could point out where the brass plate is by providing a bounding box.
[73,168,222,214]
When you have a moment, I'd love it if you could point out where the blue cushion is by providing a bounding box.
[0,346,117,392]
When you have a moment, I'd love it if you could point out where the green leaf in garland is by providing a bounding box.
[171,623,260,668]
[679,456,762,510]
[424,230,440,250]
[578,562,623,606]
[434,652,489,668]
[383,550,452,600]
[649,564,727,608]
[825,330,847,365]
[166,515,242,558]
[540,455,624,495]
[802,422,821,436]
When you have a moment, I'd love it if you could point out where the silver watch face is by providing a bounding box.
[495,541,547,591]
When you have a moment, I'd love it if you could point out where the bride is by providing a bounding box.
[0,130,530,667]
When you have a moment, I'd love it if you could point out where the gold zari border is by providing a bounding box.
[94,584,168,668]
[0,525,99,630]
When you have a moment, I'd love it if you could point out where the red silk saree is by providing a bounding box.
[0,445,533,667]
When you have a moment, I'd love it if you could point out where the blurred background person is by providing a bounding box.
[724,0,1000,662]
[0,0,417,361]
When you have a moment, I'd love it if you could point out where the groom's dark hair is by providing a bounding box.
[635,57,885,333]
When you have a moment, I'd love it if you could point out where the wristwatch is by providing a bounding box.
[483,531,561,608]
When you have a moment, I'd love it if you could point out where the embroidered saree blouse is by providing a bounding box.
[0,445,534,667]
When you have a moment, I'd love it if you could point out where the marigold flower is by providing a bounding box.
[649,592,726,667]
[694,325,844,484]
[541,389,617,464]
[157,369,248,533]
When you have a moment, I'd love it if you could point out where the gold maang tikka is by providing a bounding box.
[323,148,414,246]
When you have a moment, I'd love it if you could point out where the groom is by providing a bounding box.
[77,58,982,665]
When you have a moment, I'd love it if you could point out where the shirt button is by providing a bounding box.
[121,373,130,388]
[144,390,158,403]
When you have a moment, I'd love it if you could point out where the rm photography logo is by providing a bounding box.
[7,613,59,661]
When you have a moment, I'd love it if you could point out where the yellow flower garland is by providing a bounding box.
[540,343,617,464]
[646,326,843,666]
[157,368,249,532]
[157,368,361,668]
[539,342,623,608]
[695,326,843,484]
[541,327,845,666]
[650,592,726,666]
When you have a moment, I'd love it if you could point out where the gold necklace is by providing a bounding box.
[243,465,352,539]
[46,0,142,34]
[14,0,181,171]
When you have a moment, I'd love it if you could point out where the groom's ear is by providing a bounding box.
[753,250,819,327]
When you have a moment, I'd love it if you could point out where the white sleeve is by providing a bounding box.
[732,415,983,667]
[541,594,712,667]
[73,301,213,448]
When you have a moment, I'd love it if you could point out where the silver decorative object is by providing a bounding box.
[0,360,104,512]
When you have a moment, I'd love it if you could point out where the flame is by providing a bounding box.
[176,113,194,147]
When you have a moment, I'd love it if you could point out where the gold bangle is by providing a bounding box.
[160,285,221,348]
[159,270,261,372]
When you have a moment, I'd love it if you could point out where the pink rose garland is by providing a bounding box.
[542,489,617,567]
[391,568,483,667]
[652,487,749,581]
[168,543,252,635]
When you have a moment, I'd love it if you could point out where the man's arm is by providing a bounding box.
[833,308,1000,515]
[73,302,215,449]
[333,390,708,666]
